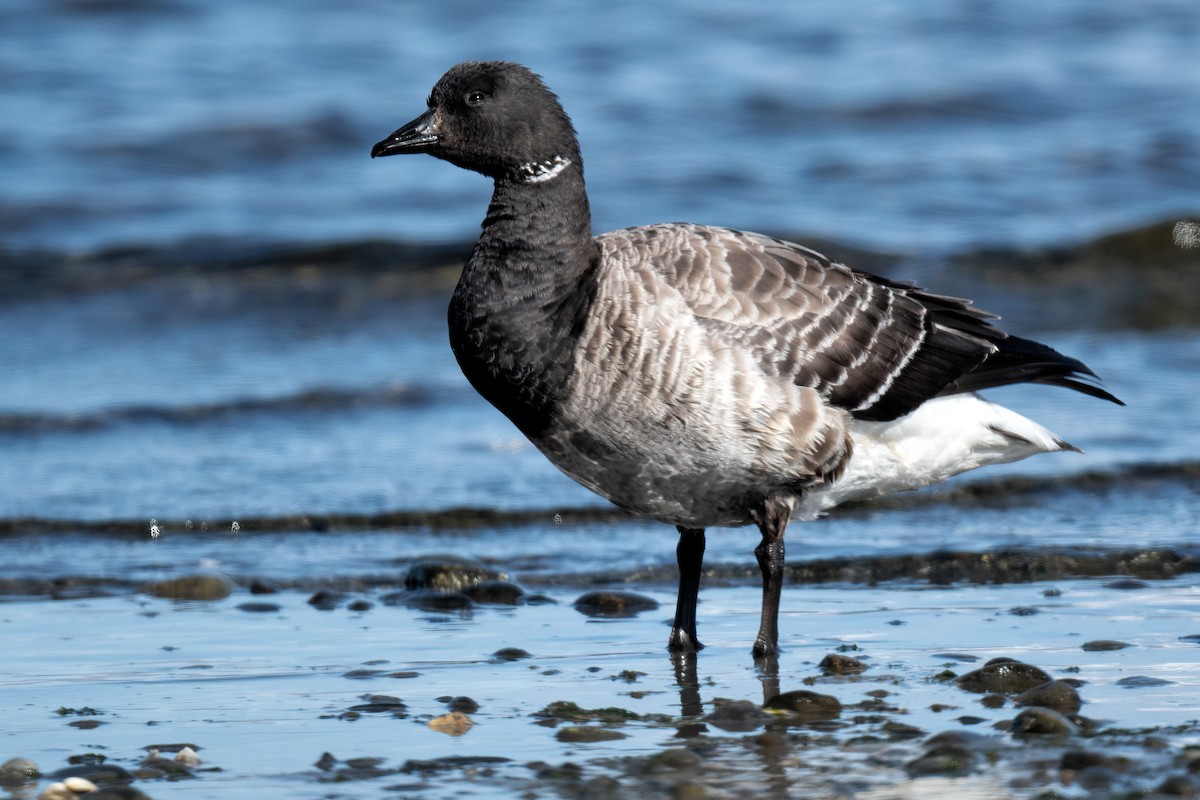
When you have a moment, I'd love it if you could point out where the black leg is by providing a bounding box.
[751,498,790,659]
[667,526,705,653]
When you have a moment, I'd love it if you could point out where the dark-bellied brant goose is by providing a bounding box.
[371,61,1121,658]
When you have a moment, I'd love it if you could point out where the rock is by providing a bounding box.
[906,745,973,776]
[704,699,768,732]
[236,601,280,613]
[140,574,234,601]
[819,653,868,675]
[0,758,39,785]
[428,712,473,736]
[1009,606,1039,616]
[1155,774,1199,797]
[639,748,701,772]
[956,659,1051,694]
[572,590,659,617]
[464,579,526,605]
[404,556,493,591]
[307,590,344,610]
[1104,578,1151,590]
[445,696,480,713]
[1082,640,1131,652]
[399,589,473,612]
[1011,707,1077,736]
[1117,675,1174,688]
[554,725,628,743]
[1015,681,1082,715]
[763,690,841,720]
[491,647,531,662]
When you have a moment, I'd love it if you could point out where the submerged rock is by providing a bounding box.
[704,699,769,732]
[0,758,39,785]
[956,659,1051,694]
[1011,707,1077,737]
[763,690,841,720]
[555,725,628,743]
[1015,681,1082,715]
[403,555,494,591]
[140,574,234,601]
[819,653,868,675]
[1082,639,1131,652]
[572,590,659,618]
[464,579,526,605]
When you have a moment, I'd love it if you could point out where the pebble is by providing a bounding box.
[307,590,344,610]
[428,711,474,736]
[572,590,660,618]
[397,589,473,611]
[763,689,841,720]
[491,647,532,662]
[1082,639,1132,651]
[1011,706,1077,736]
[464,579,526,605]
[1015,680,1082,715]
[555,725,628,743]
[236,601,281,613]
[703,699,769,732]
[403,555,493,591]
[956,659,1051,694]
[39,777,97,800]
[140,574,234,601]
[819,653,868,675]
[0,757,39,784]
[1117,675,1175,688]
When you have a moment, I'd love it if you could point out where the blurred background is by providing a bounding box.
[0,0,1197,529]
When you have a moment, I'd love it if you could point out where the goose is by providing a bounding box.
[371,61,1121,657]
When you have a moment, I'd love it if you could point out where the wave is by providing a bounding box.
[1,458,1195,539]
[0,383,432,434]
[3,216,1197,327]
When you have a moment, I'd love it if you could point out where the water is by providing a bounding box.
[2,0,1199,797]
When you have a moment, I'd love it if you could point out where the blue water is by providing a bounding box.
[3,0,1198,253]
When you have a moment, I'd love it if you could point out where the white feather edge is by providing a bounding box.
[796,393,1076,520]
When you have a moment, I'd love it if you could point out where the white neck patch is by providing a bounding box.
[517,155,572,184]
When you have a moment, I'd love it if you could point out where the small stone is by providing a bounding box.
[763,690,841,720]
[1011,707,1077,736]
[174,747,201,767]
[248,579,279,594]
[956,660,1051,694]
[428,712,473,736]
[906,745,973,776]
[1155,774,1199,797]
[0,758,39,785]
[1081,640,1131,652]
[63,776,99,793]
[307,590,344,610]
[1116,675,1174,688]
[979,694,1006,709]
[236,602,280,613]
[446,696,480,713]
[572,590,659,618]
[1104,578,1150,590]
[491,647,531,662]
[464,579,526,605]
[1015,681,1082,715]
[641,748,701,771]
[1009,606,1039,616]
[404,556,493,591]
[819,653,868,675]
[703,699,768,732]
[555,725,628,743]
[399,589,473,611]
[140,574,234,601]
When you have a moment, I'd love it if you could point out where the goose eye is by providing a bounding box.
[465,91,486,106]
